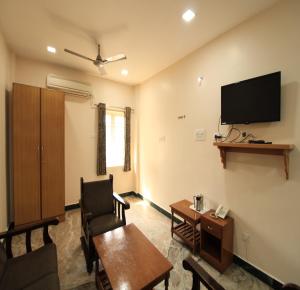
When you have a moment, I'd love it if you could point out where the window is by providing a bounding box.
[106,110,125,167]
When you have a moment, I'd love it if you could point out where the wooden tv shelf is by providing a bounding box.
[213,142,294,179]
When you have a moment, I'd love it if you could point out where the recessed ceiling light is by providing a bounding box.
[182,9,195,22]
[121,69,128,76]
[47,46,56,54]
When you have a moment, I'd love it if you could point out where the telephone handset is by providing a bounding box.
[215,205,229,219]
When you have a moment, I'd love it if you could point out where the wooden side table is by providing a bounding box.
[170,200,201,254]
[200,210,234,273]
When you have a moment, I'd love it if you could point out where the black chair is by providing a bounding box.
[183,256,300,290]
[80,174,130,273]
[183,256,225,290]
[0,219,60,290]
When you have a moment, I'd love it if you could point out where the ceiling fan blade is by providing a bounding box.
[98,65,107,75]
[64,48,95,62]
[104,54,127,64]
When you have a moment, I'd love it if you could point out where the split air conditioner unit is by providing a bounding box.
[46,74,92,97]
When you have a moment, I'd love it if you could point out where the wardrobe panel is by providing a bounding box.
[41,88,65,219]
[12,83,41,225]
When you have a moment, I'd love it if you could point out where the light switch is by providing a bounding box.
[195,129,206,141]
[159,136,166,142]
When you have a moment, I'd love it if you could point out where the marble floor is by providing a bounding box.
[12,197,272,290]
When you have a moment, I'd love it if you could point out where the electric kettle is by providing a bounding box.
[193,194,203,211]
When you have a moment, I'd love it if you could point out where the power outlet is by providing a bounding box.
[242,232,250,242]
[214,132,222,139]
[159,136,166,142]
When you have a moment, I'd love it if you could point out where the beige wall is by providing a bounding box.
[0,31,14,231]
[136,0,300,284]
[14,57,136,206]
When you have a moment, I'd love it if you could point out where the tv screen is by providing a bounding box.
[221,71,281,125]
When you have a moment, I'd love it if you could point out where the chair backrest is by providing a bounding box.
[0,242,7,280]
[81,175,114,217]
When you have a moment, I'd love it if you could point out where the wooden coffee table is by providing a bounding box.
[170,199,202,254]
[93,223,173,290]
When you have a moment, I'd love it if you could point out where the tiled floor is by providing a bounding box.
[12,197,272,290]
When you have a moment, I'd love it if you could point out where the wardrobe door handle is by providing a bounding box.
[41,145,46,164]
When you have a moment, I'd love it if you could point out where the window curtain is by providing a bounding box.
[124,107,131,171]
[97,103,106,175]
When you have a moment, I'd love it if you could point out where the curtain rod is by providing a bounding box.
[91,104,134,113]
[90,98,134,113]
[89,94,134,113]
[107,106,135,113]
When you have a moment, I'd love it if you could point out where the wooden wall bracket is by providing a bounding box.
[213,142,294,180]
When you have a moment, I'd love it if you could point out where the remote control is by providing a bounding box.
[248,140,272,144]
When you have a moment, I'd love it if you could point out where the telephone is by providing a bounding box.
[215,205,229,219]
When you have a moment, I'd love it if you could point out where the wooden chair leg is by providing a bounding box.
[87,258,93,274]
[81,236,93,273]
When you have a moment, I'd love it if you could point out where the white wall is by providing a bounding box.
[136,0,300,284]
[14,57,136,205]
[0,31,14,231]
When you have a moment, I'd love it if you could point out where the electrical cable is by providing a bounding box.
[238,133,256,143]
[216,116,256,144]
[228,127,242,143]
[217,116,234,143]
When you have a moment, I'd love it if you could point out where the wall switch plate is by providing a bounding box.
[195,129,206,141]
[159,136,166,142]
[242,232,250,242]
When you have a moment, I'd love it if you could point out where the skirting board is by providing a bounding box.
[65,203,80,211]
[123,192,283,290]
[120,192,182,224]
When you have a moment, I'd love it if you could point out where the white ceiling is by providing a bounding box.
[0,0,278,85]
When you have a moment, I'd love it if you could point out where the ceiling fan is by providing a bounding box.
[64,44,126,75]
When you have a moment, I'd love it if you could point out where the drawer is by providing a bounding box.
[201,219,222,239]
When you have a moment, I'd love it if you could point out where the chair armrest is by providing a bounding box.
[183,256,225,290]
[282,284,300,290]
[113,192,130,210]
[0,219,59,258]
[0,219,59,240]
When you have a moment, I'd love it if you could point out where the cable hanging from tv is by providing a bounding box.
[215,117,257,144]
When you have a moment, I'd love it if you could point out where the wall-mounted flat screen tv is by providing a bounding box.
[221,71,281,125]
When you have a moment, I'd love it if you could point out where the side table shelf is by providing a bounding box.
[213,142,294,179]
[173,222,200,250]
[170,200,201,254]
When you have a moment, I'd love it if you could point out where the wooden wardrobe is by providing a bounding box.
[11,83,65,226]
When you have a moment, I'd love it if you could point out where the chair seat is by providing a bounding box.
[23,273,60,290]
[0,243,60,290]
[89,214,124,236]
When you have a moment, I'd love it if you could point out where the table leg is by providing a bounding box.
[171,211,174,238]
[192,223,196,254]
[164,272,170,290]
[95,259,99,290]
